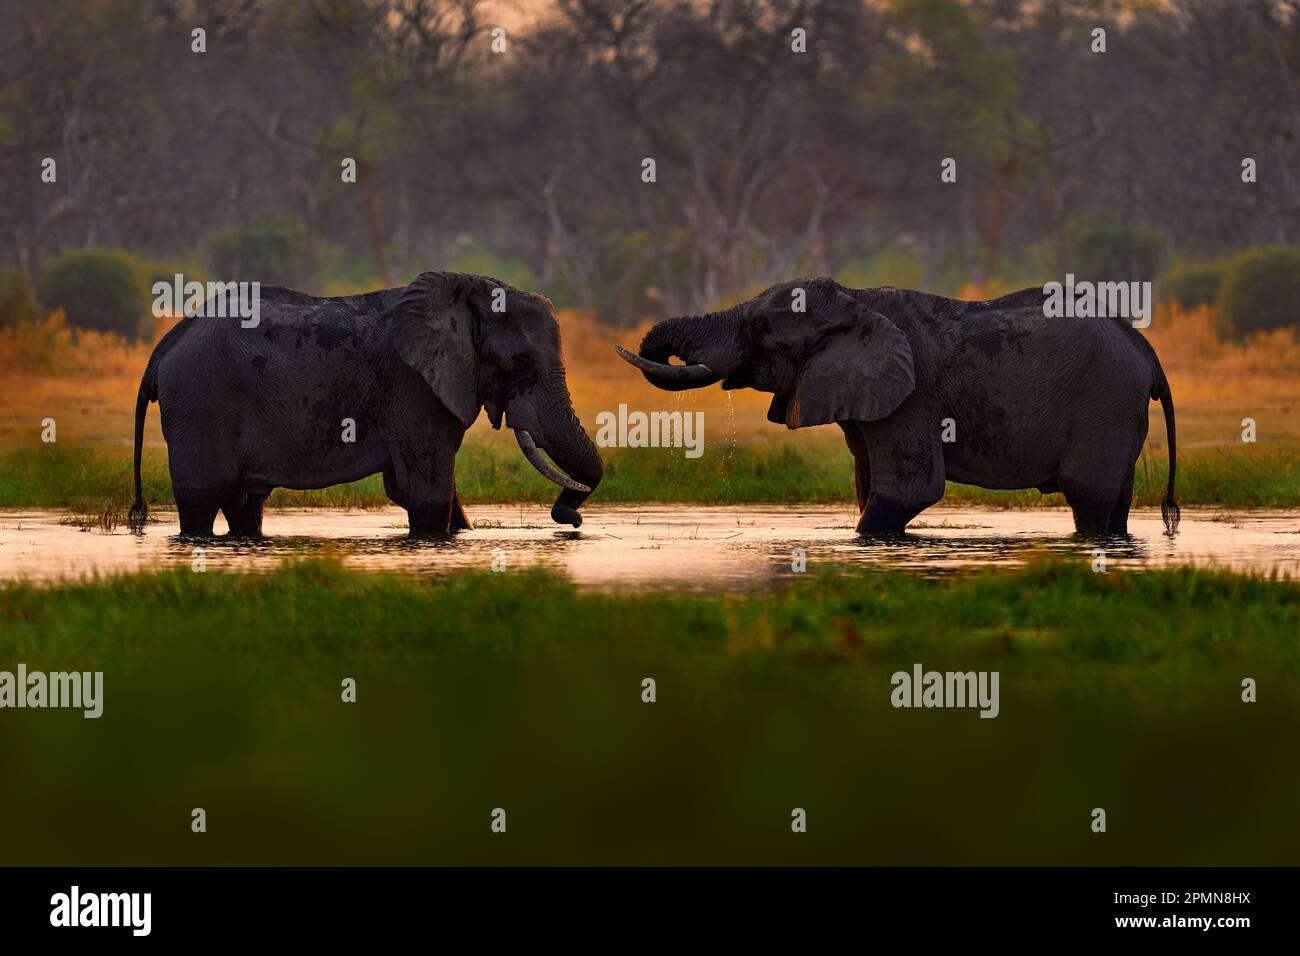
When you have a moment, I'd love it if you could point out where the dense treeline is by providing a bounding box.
[2,0,1298,321]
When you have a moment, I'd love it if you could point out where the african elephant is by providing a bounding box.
[128,271,603,536]
[618,278,1177,537]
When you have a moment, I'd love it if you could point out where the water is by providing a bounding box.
[1,505,1297,589]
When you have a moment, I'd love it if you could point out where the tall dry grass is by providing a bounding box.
[2,298,1296,467]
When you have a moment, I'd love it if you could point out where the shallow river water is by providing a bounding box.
[1,505,1297,589]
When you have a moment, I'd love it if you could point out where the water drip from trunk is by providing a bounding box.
[720,391,737,494]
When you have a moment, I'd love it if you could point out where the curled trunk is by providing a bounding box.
[627,312,735,390]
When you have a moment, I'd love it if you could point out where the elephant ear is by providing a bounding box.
[390,271,482,428]
[785,296,915,429]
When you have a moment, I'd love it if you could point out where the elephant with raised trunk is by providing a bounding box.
[618,278,1177,537]
[129,271,603,536]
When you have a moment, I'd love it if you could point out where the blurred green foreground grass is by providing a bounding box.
[0,559,1297,865]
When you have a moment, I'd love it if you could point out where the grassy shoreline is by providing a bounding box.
[1,559,1297,864]
[2,441,1299,516]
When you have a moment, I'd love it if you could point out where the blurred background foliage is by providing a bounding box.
[1,0,1297,329]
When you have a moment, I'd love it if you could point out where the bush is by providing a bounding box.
[1161,259,1228,310]
[36,248,150,339]
[134,257,203,297]
[0,269,41,327]
[1218,245,1300,338]
[208,217,305,287]
[1068,216,1167,282]
[837,247,925,291]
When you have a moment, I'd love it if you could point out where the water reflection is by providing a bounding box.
[0,505,1295,590]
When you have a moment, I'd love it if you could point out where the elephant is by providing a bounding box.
[128,271,603,537]
[617,277,1178,537]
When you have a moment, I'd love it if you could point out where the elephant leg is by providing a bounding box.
[382,466,407,508]
[1106,461,1137,537]
[857,494,933,534]
[451,490,472,531]
[384,377,468,537]
[221,492,266,537]
[1063,491,1114,537]
[838,422,872,514]
[854,412,946,535]
[1060,442,1133,537]
[176,499,219,537]
[397,450,457,537]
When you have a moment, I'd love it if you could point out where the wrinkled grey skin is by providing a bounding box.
[129,271,603,537]
[621,277,1177,537]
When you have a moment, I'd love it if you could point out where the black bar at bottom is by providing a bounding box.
[0,866,1283,941]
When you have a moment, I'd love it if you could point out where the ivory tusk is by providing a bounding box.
[515,430,592,493]
[614,345,718,382]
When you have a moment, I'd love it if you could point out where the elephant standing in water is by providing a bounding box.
[618,278,1177,537]
[129,271,603,536]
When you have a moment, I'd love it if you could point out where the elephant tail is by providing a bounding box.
[1155,378,1179,535]
[127,365,156,534]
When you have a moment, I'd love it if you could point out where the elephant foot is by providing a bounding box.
[406,502,458,538]
[855,492,931,536]
[221,492,266,537]
[176,500,219,537]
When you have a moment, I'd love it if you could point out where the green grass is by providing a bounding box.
[0,559,1297,864]
[2,440,1298,515]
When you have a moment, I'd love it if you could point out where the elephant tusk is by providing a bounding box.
[515,430,592,493]
[614,345,718,383]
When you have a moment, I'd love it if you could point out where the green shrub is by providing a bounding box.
[1218,245,1300,338]
[208,217,305,287]
[0,269,41,327]
[36,248,149,338]
[837,247,925,291]
[1161,258,1228,310]
[134,257,204,298]
[1068,216,1167,282]
[446,240,539,292]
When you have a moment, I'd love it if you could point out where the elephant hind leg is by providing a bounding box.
[1060,444,1136,537]
[1106,462,1137,537]
[177,499,219,537]
[1061,478,1120,537]
[221,492,266,537]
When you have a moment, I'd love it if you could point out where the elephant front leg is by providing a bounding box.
[395,450,458,538]
[382,466,407,508]
[451,490,472,531]
[854,415,946,535]
[838,422,873,514]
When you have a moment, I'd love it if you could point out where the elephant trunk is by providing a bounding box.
[523,378,604,528]
[624,311,735,390]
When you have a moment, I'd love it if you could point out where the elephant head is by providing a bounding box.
[617,277,915,428]
[393,271,603,526]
